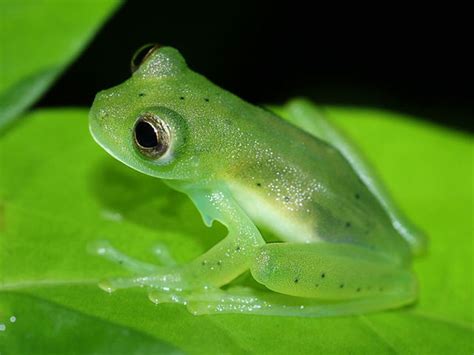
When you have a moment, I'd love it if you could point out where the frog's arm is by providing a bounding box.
[180,186,267,287]
[272,98,427,256]
[97,186,265,292]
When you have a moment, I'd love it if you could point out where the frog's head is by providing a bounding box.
[90,44,227,180]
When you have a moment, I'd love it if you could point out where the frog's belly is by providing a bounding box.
[228,182,318,243]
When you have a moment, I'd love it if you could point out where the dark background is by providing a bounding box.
[36,1,472,132]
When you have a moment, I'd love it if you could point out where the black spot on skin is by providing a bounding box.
[201,260,207,266]
[118,260,123,265]
[180,96,185,100]
[256,182,262,187]
[340,284,344,288]
[217,261,222,266]
[204,98,209,102]
[284,196,290,202]
[321,273,326,278]
[315,284,319,288]
[235,246,241,251]
[356,287,361,292]
[345,222,351,228]
[138,93,146,97]
[294,277,299,283]
[355,193,360,200]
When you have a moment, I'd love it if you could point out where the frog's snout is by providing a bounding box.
[89,91,114,147]
[89,91,108,121]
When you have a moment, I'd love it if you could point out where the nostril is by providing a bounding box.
[98,109,108,120]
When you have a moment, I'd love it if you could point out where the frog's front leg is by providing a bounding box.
[96,188,265,293]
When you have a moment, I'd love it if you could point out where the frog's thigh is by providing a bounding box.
[281,98,427,256]
[280,98,335,142]
[250,243,417,303]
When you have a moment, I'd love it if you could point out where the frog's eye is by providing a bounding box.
[131,43,161,73]
[133,114,171,159]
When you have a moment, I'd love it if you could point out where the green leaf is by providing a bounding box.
[0,292,182,354]
[0,0,122,130]
[0,108,472,353]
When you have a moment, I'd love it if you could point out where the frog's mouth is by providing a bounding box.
[89,122,119,161]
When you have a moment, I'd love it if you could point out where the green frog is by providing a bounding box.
[88,44,426,316]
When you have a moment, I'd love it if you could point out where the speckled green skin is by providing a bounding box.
[88,46,424,316]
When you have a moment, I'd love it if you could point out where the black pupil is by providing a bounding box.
[135,121,159,148]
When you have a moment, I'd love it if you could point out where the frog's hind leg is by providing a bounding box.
[240,242,416,316]
[148,242,417,316]
[173,285,415,317]
[274,98,427,256]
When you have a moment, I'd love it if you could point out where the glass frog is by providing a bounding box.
[88,44,427,317]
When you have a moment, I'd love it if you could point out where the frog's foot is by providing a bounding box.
[148,286,268,314]
[89,240,178,268]
[148,286,415,317]
[151,243,177,266]
[88,240,183,292]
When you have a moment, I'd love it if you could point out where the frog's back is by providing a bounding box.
[222,102,411,263]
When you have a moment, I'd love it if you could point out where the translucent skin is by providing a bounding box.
[88,46,425,316]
